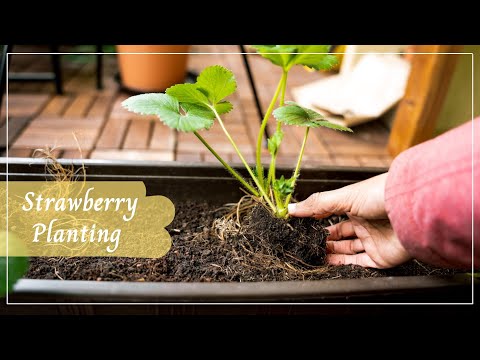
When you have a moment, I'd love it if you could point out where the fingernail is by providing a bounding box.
[287,203,296,214]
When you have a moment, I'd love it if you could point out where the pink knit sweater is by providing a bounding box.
[385,118,479,269]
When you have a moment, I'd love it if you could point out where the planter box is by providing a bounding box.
[1,158,474,305]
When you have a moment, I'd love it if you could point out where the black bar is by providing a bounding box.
[0,45,9,123]
[96,45,103,90]
[0,45,12,152]
[50,45,63,94]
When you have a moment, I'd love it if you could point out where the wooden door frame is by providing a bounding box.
[388,45,463,157]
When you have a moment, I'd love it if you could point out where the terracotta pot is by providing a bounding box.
[117,45,190,93]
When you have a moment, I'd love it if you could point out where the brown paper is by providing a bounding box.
[292,54,411,127]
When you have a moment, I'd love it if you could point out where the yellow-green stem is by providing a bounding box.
[267,70,288,189]
[267,157,276,186]
[211,107,276,212]
[255,71,287,186]
[279,70,288,106]
[273,189,285,215]
[194,131,259,197]
[284,127,310,209]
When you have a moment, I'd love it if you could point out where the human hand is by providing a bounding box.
[325,215,411,269]
[288,173,389,220]
[287,173,411,268]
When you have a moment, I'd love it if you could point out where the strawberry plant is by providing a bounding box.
[122,45,352,218]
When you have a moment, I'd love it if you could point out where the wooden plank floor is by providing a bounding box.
[3,45,392,169]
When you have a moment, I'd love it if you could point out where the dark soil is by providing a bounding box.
[26,201,458,282]
[244,205,328,266]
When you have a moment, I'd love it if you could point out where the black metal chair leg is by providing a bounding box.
[0,45,12,120]
[96,45,103,90]
[239,44,269,146]
[50,45,63,95]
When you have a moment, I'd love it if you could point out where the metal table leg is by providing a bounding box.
[96,45,103,90]
[50,45,63,94]
[0,45,10,119]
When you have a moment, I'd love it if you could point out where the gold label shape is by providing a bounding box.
[1,181,174,258]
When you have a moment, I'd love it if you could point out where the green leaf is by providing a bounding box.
[215,101,233,115]
[273,175,295,197]
[162,101,215,132]
[311,120,354,132]
[295,45,331,54]
[251,45,297,68]
[288,45,338,70]
[273,102,353,132]
[267,129,284,156]
[122,93,214,132]
[122,93,174,116]
[302,54,338,70]
[0,232,29,297]
[196,65,237,105]
[252,45,338,71]
[0,257,29,297]
[167,85,233,116]
[166,83,210,106]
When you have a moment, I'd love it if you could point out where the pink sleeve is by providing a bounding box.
[385,118,479,269]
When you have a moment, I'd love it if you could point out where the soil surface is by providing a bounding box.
[26,201,459,282]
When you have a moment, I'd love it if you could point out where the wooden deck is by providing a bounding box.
[2,45,392,168]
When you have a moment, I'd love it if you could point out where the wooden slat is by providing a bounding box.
[388,46,462,156]
[203,152,232,163]
[95,115,130,149]
[39,95,72,117]
[176,151,202,162]
[90,149,174,161]
[358,155,390,168]
[332,155,362,167]
[123,117,153,150]
[1,94,51,121]
[230,152,256,165]
[0,117,31,148]
[177,125,253,153]
[230,152,270,166]
[61,149,87,159]
[330,142,389,156]
[63,93,96,118]
[12,128,99,150]
[7,148,32,158]
[87,93,113,118]
[150,122,176,151]
[32,148,63,159]
[25,116,103,130]
[109,93,130,117]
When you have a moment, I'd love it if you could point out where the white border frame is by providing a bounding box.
[4,50,475,306]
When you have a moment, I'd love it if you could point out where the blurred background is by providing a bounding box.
[1,45,478,169]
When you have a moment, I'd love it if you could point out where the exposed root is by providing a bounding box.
[212,195,258,240]
[32,134,86,183]
[211,197,330,277]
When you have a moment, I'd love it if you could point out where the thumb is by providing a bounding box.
[288,191,352,218]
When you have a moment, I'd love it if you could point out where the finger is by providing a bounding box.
[288,190,352,218]
[326,239,364,254]
[325,221,355,240]
[326,253,378,268]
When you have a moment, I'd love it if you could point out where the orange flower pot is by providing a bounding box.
[117,45,190,93]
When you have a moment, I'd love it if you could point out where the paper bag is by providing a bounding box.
[292,54,411,127]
